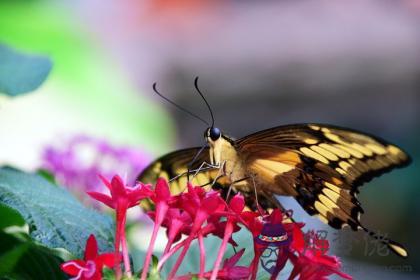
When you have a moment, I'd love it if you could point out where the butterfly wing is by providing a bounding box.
[137,147,232,210]
[236,123,411,230]
[137,147,279,211]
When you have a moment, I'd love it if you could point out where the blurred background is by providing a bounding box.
[0,0,419,279]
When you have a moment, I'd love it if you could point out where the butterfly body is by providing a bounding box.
[138,123,411,257]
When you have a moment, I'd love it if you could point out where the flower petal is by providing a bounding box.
[269,209,283,224]
[60,260,86,276]
[291,224,305,252]
[97,253,119,268]
[228,194,245,214]
[87,192,115,208]
[98,174,112,191]
[200,194,224,214]
[85,234,98,260]
[223,248,245,268]
[227,266,251,279]
[128,184,153,206]
[154,177,171,202]
[110,175,127,197]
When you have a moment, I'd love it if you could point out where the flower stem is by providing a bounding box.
[163,238,173,256]
[120,213,132,278]
[198,232,205,278]
[114,206,127,280]
[210,221,233,280]
[141,203,168,280]
[140,222,160,280]
[158,238,188,271]
[167,214,206,279]
[167,237,193,279]
[163,222,182,256]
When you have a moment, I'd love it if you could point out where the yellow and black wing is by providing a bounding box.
[236,123,411,231]
[137,147,232,209]
[137,147,278,211]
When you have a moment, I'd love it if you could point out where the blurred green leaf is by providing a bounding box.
[0,167,114,258]
[0,203,26,230]
[102,268,116,280]
[0,44,52,96]
[35,169,57,185]
[0,242,29,275]
[0,231,65,279]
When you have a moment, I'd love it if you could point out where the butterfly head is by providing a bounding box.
[205,127,222,143]
[205,127,225,165]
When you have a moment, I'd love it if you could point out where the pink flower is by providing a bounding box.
[148,208,193,254]
[42,135,151,196]
[174,248,250,280]
[288,230,352,280]
[168,184,226,279]
[210,194,245,280]
[61,235,117,280]
[241,209,301,280]
[87,175,153,209]
[217,248,251,280]
[141,178,178,280]
[87,175,152,279]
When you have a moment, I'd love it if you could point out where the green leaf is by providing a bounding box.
[0,243,30,275]
[0,167,114,258]
[148,255,161,280]
[0,203,26,230]
[0,44,52,96]
[102,268,116,280]
[35,169,57,185]
[151,254,159,270]
[0,231,65,279]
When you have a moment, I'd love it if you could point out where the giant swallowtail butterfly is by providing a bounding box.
[137,78,411,258]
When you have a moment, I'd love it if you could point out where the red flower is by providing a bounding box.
[87,175,152,278]
[208,218,241,247]
[218,248,251,280]
[148,208,193,254]
[174,248,250,280]
[87,175,153,209]
[168,184,226,279]
[210,194,246,280]
[241,209,302,280]
[288,230,352,280]
[141,178,179,280]
[61,235,116,280]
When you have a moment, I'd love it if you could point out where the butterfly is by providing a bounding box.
[137,78,411,258]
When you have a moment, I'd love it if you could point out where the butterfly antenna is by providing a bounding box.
[194,76,215,127]
[153,82,209,126]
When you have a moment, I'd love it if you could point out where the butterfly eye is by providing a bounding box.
[209,127,221,141]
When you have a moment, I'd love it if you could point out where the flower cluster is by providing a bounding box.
[61,175,352,280]
[42,135,150,196]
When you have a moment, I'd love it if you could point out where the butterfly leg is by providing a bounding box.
[210,160,226,186]
[169,162,219,183]
[191,161,221,180]
[225,176,251,202]
[248,174,267,216]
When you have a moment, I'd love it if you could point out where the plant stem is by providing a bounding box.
[157,238,188,271]
[167,214,206,279]
[210,221,233,280]
[114,205,126,280]
[198,232,205,278]
[140,203,168,280]
[167,237,193,279]
[140,221,160,280]
[120,212,132,277]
